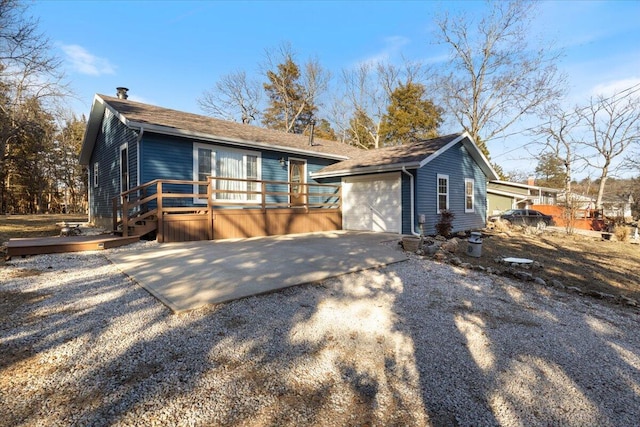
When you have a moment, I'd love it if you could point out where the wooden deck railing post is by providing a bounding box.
[207,177,213,240]
[112,197,118,233]
[157,181,164,243]
[122,195,129,237]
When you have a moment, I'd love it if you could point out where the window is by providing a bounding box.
[193,143,261,203]
[437,174,449,212]
[465,178,474,213]
[93,162,99,188]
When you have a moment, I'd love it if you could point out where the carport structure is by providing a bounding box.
[106,231,408,313]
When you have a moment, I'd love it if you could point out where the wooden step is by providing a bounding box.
[7,235,140,258]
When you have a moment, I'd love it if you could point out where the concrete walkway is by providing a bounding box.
[106,231,408,313]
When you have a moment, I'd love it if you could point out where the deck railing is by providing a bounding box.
[112,177,341,238]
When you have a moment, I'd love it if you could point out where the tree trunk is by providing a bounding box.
[596,165,609,209]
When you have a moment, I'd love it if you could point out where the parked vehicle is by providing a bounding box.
[489,209,554,229]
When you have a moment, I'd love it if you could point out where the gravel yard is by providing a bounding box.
[1,241,639,427]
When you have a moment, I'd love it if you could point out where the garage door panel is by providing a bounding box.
[342,172,401,233]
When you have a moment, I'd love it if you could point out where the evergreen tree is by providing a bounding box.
[535,152,567,188]
[309,118,337,141]
[379,82,443,145]
[261,44,327,134]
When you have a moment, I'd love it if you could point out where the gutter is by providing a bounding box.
[401,167,421,237]
[136,126,144,188]
[311,161,421,179]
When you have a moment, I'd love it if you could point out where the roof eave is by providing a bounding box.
[78,95,105,165]
[490,180,562,193]
[419,132,500,180]
[310,162,420,179]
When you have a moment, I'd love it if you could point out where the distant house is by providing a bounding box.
[487,180,561,216]
[602,194,634,220]
[79,89,497,241]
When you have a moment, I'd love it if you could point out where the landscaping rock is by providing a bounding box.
[534,277,547,286]
[433,251,446,262]
[514,271,534,281]
[424,245,439,256]
[441,238,459,253]
[619,296,638,307]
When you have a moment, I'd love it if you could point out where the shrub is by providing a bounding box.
[614,226,629,242]
[435,209,455,237]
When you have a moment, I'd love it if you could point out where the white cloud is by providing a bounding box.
[591,77,640,98]
[357,35,411,67]
[61,44,116,76]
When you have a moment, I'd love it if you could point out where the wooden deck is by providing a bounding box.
[6,234,140,258]
[114,177,343,243]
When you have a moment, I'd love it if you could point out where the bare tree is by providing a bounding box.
[577,93,640,208]
[198,70,261,124]
[434,0,564,157]
[0,0,69,212]
[536,108,582,195]
[261,42,330,134]
[334,60,425,149]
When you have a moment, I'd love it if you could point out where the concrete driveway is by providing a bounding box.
[106,231,408,313]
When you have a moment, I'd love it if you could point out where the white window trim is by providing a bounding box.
[119,143,128,193]
[93,162,99,188]
[437,174,449,213]
[192,142,262,204]
[465,178,475,213]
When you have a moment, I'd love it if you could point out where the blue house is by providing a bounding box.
[79,89,497,242]
[312,133,499,235]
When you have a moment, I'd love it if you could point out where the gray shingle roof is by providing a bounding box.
[98,94,364,159]
[315,133,464,175]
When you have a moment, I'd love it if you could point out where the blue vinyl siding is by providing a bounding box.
[138,136,342,208]
[416,142,487,234]
[89,117,344,221]
[89,109,138,220]
[401,171,415,235]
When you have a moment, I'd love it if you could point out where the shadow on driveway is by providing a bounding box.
[106,231,408,313]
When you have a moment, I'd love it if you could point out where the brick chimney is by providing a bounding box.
[527,176,535,186]
[116,87,129,100]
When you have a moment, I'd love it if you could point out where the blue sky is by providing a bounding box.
[31,0,640,177]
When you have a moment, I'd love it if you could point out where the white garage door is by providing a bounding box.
[342,172,402,233]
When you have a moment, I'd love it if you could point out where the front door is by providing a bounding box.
[289,159,306,207]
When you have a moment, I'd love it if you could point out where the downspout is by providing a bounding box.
[87,170,92,224]
[401,167,420,236]
[136,126,144,188]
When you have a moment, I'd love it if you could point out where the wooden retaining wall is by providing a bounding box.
[160,209,342,242]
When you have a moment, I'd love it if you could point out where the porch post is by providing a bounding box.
[157,181,164,243]
[122,195,129,237]
[112,197,118,233]
[207,177,213,240]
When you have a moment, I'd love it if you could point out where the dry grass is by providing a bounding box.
[0,214,87,243]
[0,214,88,264]
[478,228,640,301]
